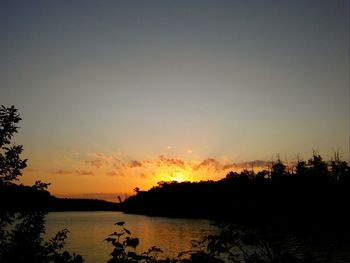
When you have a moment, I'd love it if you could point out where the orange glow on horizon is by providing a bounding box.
[21,153,270,200]
[154,168,193,183]
[170,173,187,183]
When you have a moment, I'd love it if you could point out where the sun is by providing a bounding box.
[153,164,195,184]
[170,172,188,182]
[171,175,184,182]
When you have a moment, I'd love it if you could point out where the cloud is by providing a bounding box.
[78,170,94,176]
[84,152,124,173]
[52,170,94,176]
[54,170,74,175]
[157,155,185,168]
[105,170,126,176]
[222,163,238,170]
[195,158,221,171]
[85,159,105,169]
[192,158,269,173]
[125,160,143,168]
[67,153,271,181]
[121,155,268,180]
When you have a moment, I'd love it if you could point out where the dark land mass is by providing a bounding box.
[121,155,350,237]
[0,184,121,211]
[122,176,350,225]
[120,170,350,260]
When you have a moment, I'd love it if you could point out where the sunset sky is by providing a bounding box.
[1,1,349,201]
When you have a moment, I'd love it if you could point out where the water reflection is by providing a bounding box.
[44,211,218,263]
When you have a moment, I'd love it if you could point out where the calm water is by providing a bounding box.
[44,211,350,263]
[45,211,218,263]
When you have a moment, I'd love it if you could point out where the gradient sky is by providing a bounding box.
[1,1,349,200]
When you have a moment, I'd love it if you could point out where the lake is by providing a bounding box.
[44,211,350,263]
[45,211,218,263]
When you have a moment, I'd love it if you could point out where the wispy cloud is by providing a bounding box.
[195,158,221,171]
[81,154,270,182]
[52,170,95,176]
[156,155,185,168]
[53,170,74,175]
[125,160,143,168]
[24,153,271,188]
[84,159,105,169]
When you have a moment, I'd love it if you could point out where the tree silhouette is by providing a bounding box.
[0,105,82,263]
[271,158,287,178]
[225,171,240,180]
[295,157,308,177]
[133,187,140,194]
[0,105,27,185]
[330,151,350,181]
[308,152,328,177]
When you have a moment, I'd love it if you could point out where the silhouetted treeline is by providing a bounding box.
[0,183,120,211]
[50,197,120,211]
[122,153,350,227]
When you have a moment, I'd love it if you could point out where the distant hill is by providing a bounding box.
[50,197,120,211]
[0,184,121,211]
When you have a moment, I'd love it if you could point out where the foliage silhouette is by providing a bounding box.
[122,152,350,228]
[105,221,168,263]
[0,105,83,263]
[271,157,287,178]
[0,105,27,185]
[105,221,336,263]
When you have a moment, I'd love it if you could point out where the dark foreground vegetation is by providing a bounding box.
[1,105,350,262]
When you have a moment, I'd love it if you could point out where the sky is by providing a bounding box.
[1,0,349,201]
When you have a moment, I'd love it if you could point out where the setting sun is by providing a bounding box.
[170,172,187,183]
[152,165,194,184]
